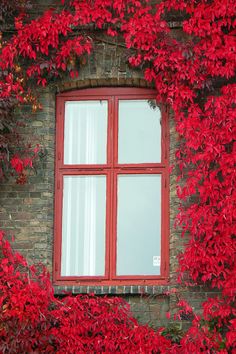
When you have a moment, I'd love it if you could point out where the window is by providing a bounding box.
[54,88,169,285]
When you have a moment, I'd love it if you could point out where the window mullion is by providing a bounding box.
[110,96,118,280]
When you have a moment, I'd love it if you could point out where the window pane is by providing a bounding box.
[61,175,106,276]
[64,101,107,164]
[118,100,161,163]
[117,174,161,275]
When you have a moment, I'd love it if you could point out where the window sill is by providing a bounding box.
[53,284,170,296]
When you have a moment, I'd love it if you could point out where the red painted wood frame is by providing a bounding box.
[54,87,169,286]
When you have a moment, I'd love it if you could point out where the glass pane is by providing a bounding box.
[117,174,161,275]
[64,101,108,164]
[118,100,161,163]
[61,175,106,276]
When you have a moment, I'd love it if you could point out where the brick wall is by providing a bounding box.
[0,90,55,268]
[0,8,216,327]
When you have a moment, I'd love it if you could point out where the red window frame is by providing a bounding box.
[54,87,169,286]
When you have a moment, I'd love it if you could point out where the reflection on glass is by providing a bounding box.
[64,101,107,164]
[117,174,161,275]
[61,175,106,276]
[118,100,161,163]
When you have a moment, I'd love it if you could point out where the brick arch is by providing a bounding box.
[57,77,154,93]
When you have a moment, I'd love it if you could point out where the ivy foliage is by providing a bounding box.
[0,0,235,352]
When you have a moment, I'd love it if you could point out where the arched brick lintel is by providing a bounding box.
[57,78,154,93]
